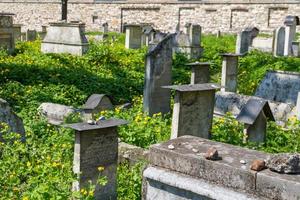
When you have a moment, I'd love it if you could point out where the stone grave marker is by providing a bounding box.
[66,119,128,200]
[26,29,37,41]
[0,98,25,142]
[273,26,286,56]
[236,98,275,143]
[250,37,273,53]
[283,16,299,56]
[143,34,174,116]
[125,24,142,49]
[292,41,299,57]
[236,27,259,55]
[0,13,15,53]
[101,22,108,33]
[186,62,210,84]
[141,25,155,46]
[163,83,220,139]
[12,24,22,41]
[41,21,89,56]
[220,53,239,93]
[255,70,300,105]
[82,94,113,120]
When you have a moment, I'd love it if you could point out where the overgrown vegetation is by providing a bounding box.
[0,33,299,199]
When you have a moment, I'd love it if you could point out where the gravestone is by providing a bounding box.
[0,13,15,53]
[141,25,155,46]
[0,98,25,142]
[292,41,299,57]
[66,119,128,200]
[283,16,299,56]
[163,83,220,139]
[101,22,108,33]
[236,98,275,143]
[38,102,77,125]
[82,94,113,120]
[13,24,22,41]
[296,92,300,120]
[186,62,210,84]
[26,29,37,41]
[143,34,174,116]
[125,24,142,49]
[41,21,89,56]
[273,26,285,57]
[220,53,239,93]
[250,37,273,53]
[255,70,300,105]
[236,27,259,55]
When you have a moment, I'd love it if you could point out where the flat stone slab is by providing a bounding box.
[255,70,300,105]
[149,136,300,199]
[163,83,220,92]
[65,118,128,131]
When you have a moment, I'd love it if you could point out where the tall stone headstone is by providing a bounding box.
[66,119,128,200]
[143,34,174,116]
[220,53,239,93]
[41,21,89,56]
[296,92,300,120]
[26,29,37,41]
[283,16,299,56]
[292,41,299,57]
[186,62,210,84]
[101,22,108,33]
[0,13,15,53]
[125,24,142,49]
[141,25,155,46]
[273,26,286,57]
[12,24,22,41]
[236,27,259,55]
[163,83,220,139]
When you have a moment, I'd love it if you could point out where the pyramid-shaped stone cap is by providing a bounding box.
[236,98,275,125]
[65,118,128,131]
[162,83,220,92]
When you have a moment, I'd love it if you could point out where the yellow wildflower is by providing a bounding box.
[98,166,105,172]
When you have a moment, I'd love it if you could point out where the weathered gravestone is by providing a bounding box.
[186,62,210,84]
[255,70,300,105]
[236,27,259,55]
[82,94,113,120]
[143,136,300,200]
[273,26,286,57]
[101,22,108,33]
[12,24,22,41]
[38,102,77,125]
[0,13,15,53]
[141,25,155,46]
[220,53,239,93]
[296,92,300,120]
[41,21,89,56]
[125,24,142,49]
[284,16,299,56]
[26,29,37,41]
[236,98,275,143]
[250,37,273,53]
[292,41,299,57]
[163,83,220,139]
[0,98,25,141]
[66,119,128,200]
[143,34,174,116]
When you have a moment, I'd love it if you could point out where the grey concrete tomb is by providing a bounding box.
[125,24,143,49]
[41,21,89,56]
[0,13,15,53]
[220,53,239,93]
[66,119,128,200]
[143,136,300,200]
[236,98,275,143]
[143,34,174,116]
[163,83,220,139]
[186,62,210,84]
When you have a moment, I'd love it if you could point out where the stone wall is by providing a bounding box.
[1,0,300,33]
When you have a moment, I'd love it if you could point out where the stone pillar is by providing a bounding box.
[283,16,299,56]
[163,83,220,139]
[66,119,128,200]
[0,13,15,53]
[273,26,285,57]
[186,62,210,84]
[296,92,300,120]
[220,53,239,93]
[125,25,142,49]
[143,34,174,116]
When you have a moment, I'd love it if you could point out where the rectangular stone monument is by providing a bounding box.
[26,29,37,41]
[101,22,108,33]
[12,24,22,41]
[273,26,285,57]
[141,25,155,47]
[283,16,299,56]
[66,119,128,200]
[236,27,259,55]
[125,24,142,49]
[143,34,174,116]
[41,21,89,56]
[250,37,273,53]
[0,13,15,53]
[163,83,220,139]
[292,41,299,57]
[296,92,300,120]
[220,53,239,93]
[186,62,210,84]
